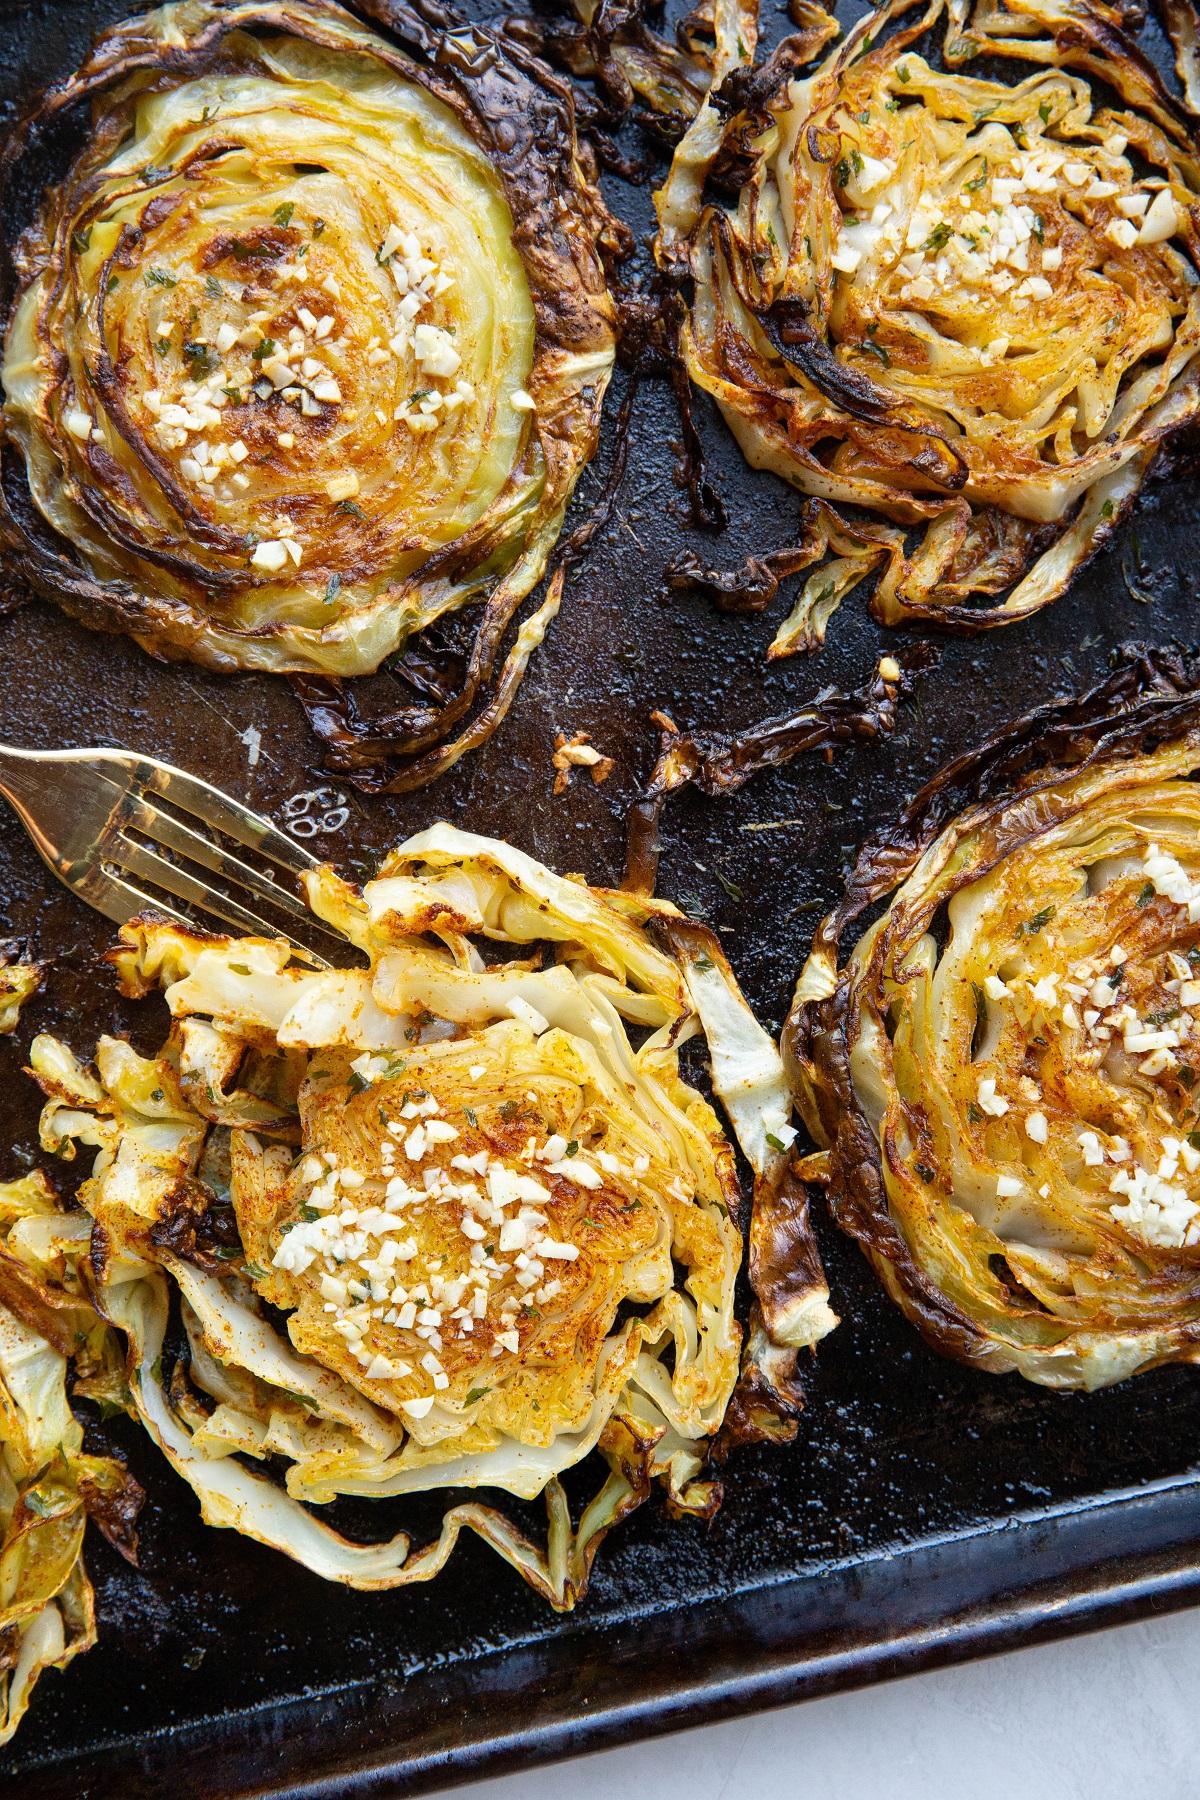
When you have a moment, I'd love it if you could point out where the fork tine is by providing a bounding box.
[73,859,198,932]
[120,791,344,941]
[107,835,331,961]
[133,757,323,877]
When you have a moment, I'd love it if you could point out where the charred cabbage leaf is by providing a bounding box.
[0,0,619,787]
[786,643,1200,1390]
[658,0,1200,646]
[31,826,829,1606]
[0,1171,141,1745]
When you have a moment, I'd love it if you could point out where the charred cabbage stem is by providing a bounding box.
[785,643,1200,1392]
[623,644,935,896]
[0,0,619,787]
[658,0,1200,645]
[29,826,828,1607]
[0,1171,142,1746]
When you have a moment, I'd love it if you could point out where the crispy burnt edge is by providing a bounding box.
[640,849,836,1457]
[781,640,1200,1371]
[0,0,625,784]
[623,640,939,897]
[666,0,1200,639]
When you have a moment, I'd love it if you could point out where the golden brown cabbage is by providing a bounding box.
[0,1171,142,1745]
[786,646,1200,1391]
[31,826,829,1607]
[658,0,1200,646]
[0,0,618,784]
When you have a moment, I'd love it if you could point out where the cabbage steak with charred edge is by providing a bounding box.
[658,0,1200,648]
[785,642,1200,1391]
[0,0,620,789]
[29,826,832,1608]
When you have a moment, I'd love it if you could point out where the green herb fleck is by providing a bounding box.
[251,337,277,361]
[965,159,988,192]
[229,962,251,975]
[335,498,366,519]
[1147,1007,1181,1026]
[184,341,218,379]
[716,872,745,901]
[205,274,225,298]
[967,1101,983,1123]
[1181,1066,1197,1090]
[223,386,242,404]
[1137,881,1155,908]
[299,1204,321,1222]
[324,572,342,606]
[1102,498,1114,519]
[915,1162,936,1182]
[1018,905,1055,937]
[1038,100,1052,124]
[1033,214,1044,245]
[565,1139,579,1157]
[107,274,119,292]
[973,102,999,125]
[694,953,715,971]
[144,267,177,289]
[499,1100,518,1123]
[861,334,891,368]
[464,1107,478,1128]
[897,62,910,82]
[312,218,326,237]
[465,1386,490,1405]
[347,1070,368,1094]
[273,202,295,228]
[765,1132,786,1153]
[923,222,953,254]
[244,1261,267,1281]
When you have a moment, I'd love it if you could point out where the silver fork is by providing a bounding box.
[0,745,341,966]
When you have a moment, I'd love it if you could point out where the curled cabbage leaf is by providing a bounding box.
[0,955,40,1036]
[0,0,618,785]
[30,825,827,1607]
[658,0,1200,643]
[0,1171,142,1745]
[786,644,1200,1391]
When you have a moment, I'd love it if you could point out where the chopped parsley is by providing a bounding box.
[465,1386,490,1404]
[923,222,953,254]
[273,202,295,228]
[144,267,177,288]
[251,337,277,361]
[324,572,342,606]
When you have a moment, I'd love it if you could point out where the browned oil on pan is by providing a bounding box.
[1,0,1200,1792]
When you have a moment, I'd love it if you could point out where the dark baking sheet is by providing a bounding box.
[1,0,1200,1791]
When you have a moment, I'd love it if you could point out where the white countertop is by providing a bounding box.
[450,1605,1199,1800]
